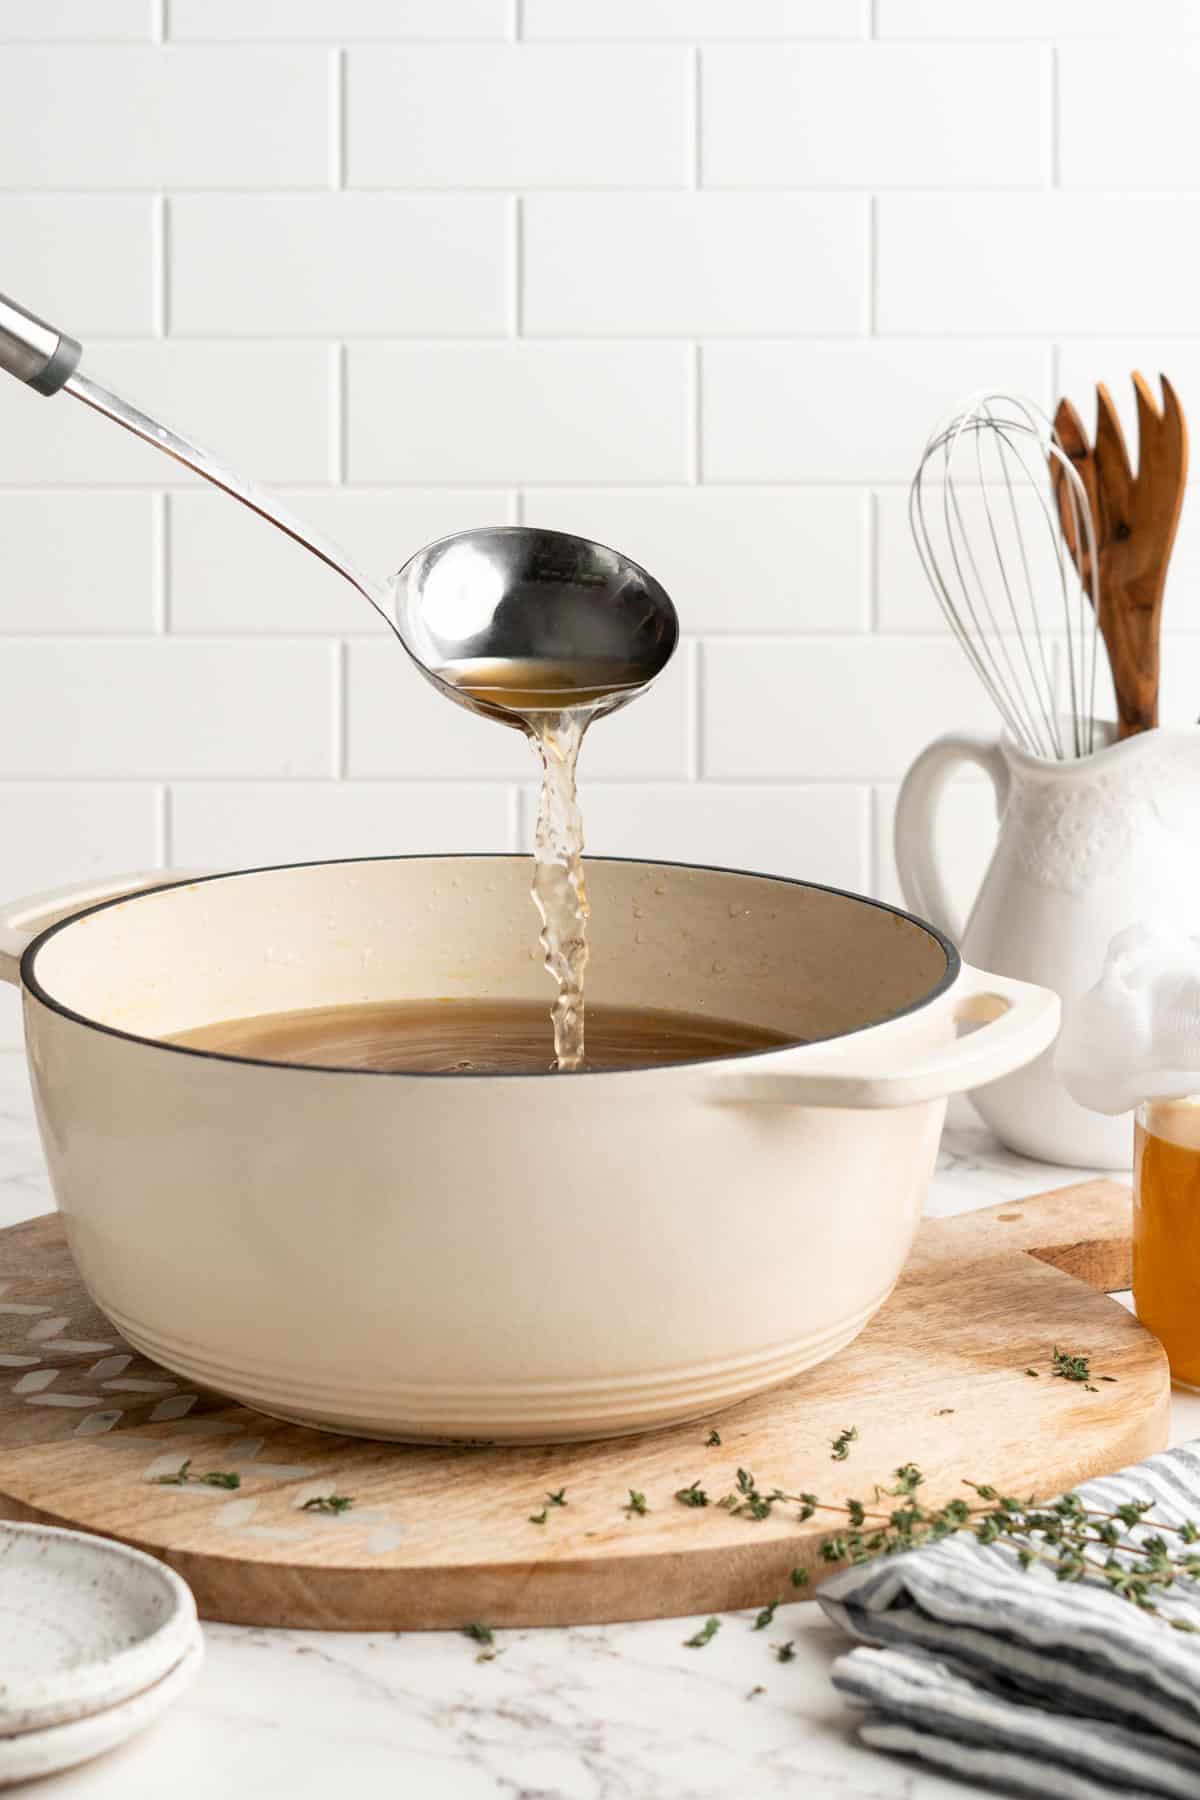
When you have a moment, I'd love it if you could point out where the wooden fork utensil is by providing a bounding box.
[1051,374,1188,740]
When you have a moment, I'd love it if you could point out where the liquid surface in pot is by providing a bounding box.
[440,658,648,1075]
[167,998,793,1075]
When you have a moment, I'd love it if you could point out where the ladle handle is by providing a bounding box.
[0,288,397,635]
[0,290,81,394]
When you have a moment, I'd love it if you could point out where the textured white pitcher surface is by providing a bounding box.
[895,724,1200,1168]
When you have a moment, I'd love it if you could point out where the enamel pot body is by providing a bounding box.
[0,857,1058,1443]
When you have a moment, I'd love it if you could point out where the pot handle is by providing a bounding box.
[0,870,199,986]
[893,733,1009,943]
[703,964,1059,1110]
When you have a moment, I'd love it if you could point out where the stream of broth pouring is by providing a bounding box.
[441,658,645,1071]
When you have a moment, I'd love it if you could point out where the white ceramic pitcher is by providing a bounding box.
[895,724,1200,1169]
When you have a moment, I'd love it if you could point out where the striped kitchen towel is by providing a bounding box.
[818,1442,1200,1800]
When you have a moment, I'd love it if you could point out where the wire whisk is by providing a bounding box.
[909,392,1101,761]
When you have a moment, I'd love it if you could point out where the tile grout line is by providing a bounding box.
[689,45,701,189]
[158,784,173,868]
[1049,44,1060,188]
[335,342,348,485]
[866,192,877,336]
[687,343,701,484]
[866,489,879,632]
[333,48,347,190]
[511,194,523,337]
[333,641,348,780]
[689,640,704,781]
[157,492,170,634]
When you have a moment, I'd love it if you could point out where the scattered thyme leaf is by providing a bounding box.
[790,1567,809,1589]
[529,1508,548,1525]
[546,1487,568,1507]
[154,1459,193,1486]
[463,1622,494,1646]
[153,1459,239,1490]
[1052,1345,1093,1384]
[625,1489,648,1516]
[684,1616,721,1649]
[936,1408,955,1416]
[773,1640,795,1663]
[1025,1368,1040,1378]
[675,1480,709,1509]
[752,1598,780,1631]
[1101,1375,1119,1383]
[302,1494,354,1515]
[705,1429,722,1447]
[475,1648,502,1663]
[746,1684,767,1700]
[831,1426,857,1462]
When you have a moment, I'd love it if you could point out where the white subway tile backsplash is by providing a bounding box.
[523,1,867,40]
[0,1,154,38]
[702,342,1050,482]
[878,194,1200,336]
[0,196,154,336]
[0,342,334,485]
[169,782,514,869]
[169,489,513,633]
[347,46,689,189]
[0,49,331,188]
[702,45,1048,189]
[0,13,1192,939]
[346,344,690,484]
[168,1,509,39]
[346,637,690,780]
[877,0,1198,36]
[1061,45,1200,186]
[170,195,510,338]
[522,488,867,633]
[523,195,866,337]
[570,782,867,889]
[0,642,334,778]
[0,493,157,632]
[703,639,997,781]
[0,786,160,895]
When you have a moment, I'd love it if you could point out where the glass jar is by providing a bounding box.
[1134,1097,1200,1388]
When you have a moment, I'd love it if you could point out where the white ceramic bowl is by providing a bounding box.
[0,1521,197,1734]
[0,856,1059,1444]
[0,1630,202,1788]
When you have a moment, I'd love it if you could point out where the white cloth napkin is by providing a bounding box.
[818,1442,1200,1799]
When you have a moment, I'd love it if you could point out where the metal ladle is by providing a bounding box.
[0,291,678,728]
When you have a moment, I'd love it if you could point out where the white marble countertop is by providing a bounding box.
[1,1055,1191,1800]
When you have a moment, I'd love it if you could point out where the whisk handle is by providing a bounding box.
[895,733,1010,945]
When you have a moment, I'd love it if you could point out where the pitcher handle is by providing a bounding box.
[894,734,1010,943]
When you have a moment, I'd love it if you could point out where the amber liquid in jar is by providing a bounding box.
[1134,1098,1200,1386]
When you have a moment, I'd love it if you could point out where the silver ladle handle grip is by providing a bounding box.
[0,291,82,395]
[0,287,396,635]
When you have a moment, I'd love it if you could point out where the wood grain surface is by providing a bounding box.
[0,1180,1167,1631]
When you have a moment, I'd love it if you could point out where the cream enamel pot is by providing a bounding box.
[0,856,1059,1445]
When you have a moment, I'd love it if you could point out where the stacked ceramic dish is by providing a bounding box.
[0,1521,202,1786]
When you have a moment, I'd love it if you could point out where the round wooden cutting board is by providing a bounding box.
[0,1180,1167,1631]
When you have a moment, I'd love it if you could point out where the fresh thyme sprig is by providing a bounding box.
[153,1459,240,1490]
[830,1426,857,1462]
[625,1489,648,1516]
[675,1480,709,1508]
[752,1598,780,1630]
[705,1429,722,1447]
[302,1494,354,1515]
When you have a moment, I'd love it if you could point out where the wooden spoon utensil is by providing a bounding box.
[1052,374,1188,740]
